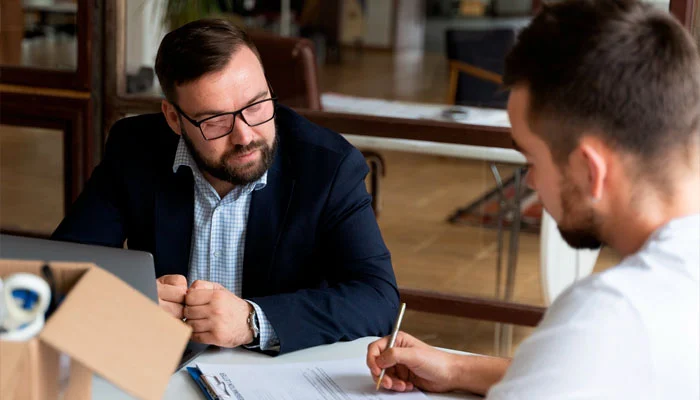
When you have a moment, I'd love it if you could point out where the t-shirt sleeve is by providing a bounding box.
[486,279,653,400]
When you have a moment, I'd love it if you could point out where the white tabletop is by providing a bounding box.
[342,134,525,164]
[321,93,523,164]
[92,337,482,399]
[321,93,511,128]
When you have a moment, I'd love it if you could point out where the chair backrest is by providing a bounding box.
[445,28,517,109]
[249,31,322,110]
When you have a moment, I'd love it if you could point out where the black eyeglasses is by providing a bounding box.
[173,95,278,141]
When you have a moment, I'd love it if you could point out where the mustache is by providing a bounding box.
[227,140,266,156]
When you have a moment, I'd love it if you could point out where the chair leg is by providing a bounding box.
[447,64,459,105]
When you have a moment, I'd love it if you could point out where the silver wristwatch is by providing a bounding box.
[247,308,260,340]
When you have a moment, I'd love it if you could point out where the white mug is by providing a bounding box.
[0,273,51,341]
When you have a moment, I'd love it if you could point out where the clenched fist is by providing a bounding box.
[156,274,187,319]
[184,280,255,348]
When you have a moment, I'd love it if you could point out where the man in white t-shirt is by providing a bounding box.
[366,0,700,398]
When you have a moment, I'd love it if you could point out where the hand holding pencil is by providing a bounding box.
[375,302,407,390]
[366,306,465,393]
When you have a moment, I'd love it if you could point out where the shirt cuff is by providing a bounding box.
[244,300,280,352]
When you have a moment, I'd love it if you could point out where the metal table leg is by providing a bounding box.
[505,167,523,301]
[489,163,506,356]
[489,164,525,356]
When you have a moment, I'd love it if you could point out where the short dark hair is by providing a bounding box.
[155,18,261,102]
[504,0,700,171]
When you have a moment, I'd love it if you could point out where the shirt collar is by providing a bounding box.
[172,136,196,174]
[172,137,268,196]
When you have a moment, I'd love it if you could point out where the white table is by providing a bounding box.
[321,93,511,127]
[92,337,482,399]
[343,134,526,164]
[322,93,522,165]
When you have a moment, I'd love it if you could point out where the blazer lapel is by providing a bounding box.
[154,167,194,278]
[242,151,295,298]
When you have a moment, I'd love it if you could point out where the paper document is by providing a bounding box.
[195,358,429,400]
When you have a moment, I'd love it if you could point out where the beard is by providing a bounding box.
[181,123,278,186]
[556,175,604,250]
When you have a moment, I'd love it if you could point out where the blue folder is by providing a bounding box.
[186,366,219,400]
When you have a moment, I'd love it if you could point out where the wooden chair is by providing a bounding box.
[249,31,385,216]
[447,60,503,104]
[445,28,516,109]
[248,31,322,110]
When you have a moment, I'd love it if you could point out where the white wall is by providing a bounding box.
[125,0,167,74]
[395,0,425,50]
[340,0,365,43]
[643,0,670,9]
[363,0,393,48]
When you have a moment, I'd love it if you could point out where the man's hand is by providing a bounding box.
[184,280,254,348]
[366,331,461,393]
[367,331,511,395]
[156,274,187,319]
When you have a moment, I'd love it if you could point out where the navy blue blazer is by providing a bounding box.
[52,105,399,354]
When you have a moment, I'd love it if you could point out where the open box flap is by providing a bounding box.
[0,341,29,399]
[39,264,191,400]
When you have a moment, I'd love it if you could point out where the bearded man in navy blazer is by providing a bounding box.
[52,19,399,355]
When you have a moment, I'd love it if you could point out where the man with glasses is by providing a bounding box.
[52,19,399,355]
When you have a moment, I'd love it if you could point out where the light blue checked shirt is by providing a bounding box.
[172,138,279,351]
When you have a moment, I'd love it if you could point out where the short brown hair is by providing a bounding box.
[504,0,700,170]
[155,18,261,102]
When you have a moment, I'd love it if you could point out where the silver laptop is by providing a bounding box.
[0,234,208,370]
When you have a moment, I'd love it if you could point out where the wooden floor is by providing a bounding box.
[318,49,451,105]
[1,48,622,358]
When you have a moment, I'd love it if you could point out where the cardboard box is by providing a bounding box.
[0,260,191,400]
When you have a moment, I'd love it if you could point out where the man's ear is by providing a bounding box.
[162,100,182,136]
[578,141,607,201]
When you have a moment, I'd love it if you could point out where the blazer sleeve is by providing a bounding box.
[248,147,400,354]
[51,121,129,248]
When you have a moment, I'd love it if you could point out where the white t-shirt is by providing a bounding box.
[487,214,700,400]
